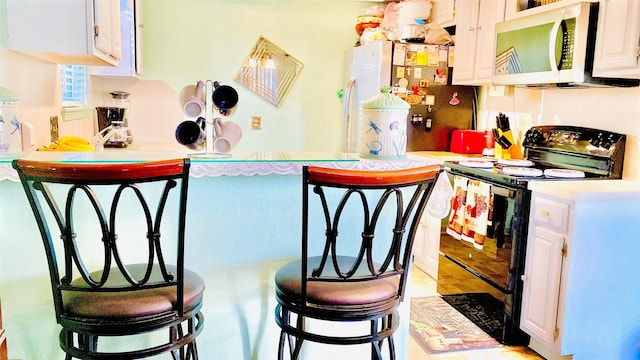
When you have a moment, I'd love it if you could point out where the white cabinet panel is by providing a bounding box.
[429,0,456,27]
[522,187,640,359]
[593,0,640,79]
[452,0,505,85]
[520,226,564,349]
[92,0,142,77]
[7,0,121,66]
[412,213,441,279]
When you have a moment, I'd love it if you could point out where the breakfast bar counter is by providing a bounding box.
[0,151,440,181]
[0,151,443,360]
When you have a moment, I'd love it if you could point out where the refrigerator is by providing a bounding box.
[343,41,477,153]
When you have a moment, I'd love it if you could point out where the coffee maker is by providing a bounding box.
[95,91,132,148]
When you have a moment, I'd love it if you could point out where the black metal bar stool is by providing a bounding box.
[274,164,443,359]
[12,158,204,360]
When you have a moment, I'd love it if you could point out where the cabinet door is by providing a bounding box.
[94,0,122,61]
[430,0,456,27]
[452,0,505,84]
[412,213,441,278]
[92,0,141,77]
[451,0,480,84]
[7,0,120,66]
[520,226,565,349]
[474,0,505,81]
[593,0,640,79]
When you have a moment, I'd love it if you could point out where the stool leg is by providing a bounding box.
[383,314,396,360]
[187,338,199,360]
[278,310,305,360]
[370,319,383,360]
[170,325,184,360]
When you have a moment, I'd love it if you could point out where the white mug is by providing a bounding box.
[179,81,205,118]
[213,118,242,153]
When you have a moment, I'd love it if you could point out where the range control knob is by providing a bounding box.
[602,134,615,149]
[589,133,603,147]
[589,132,615,149]
[526,129,545,144]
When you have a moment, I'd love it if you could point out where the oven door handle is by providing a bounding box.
[491,186,514,198]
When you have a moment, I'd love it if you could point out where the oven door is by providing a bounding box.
[436,172,530,344]
[439,182,523,293]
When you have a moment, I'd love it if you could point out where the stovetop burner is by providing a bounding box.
[497,159,533,167]
[501,166,543,177]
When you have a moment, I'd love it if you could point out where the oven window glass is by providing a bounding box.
[441,179,522,292]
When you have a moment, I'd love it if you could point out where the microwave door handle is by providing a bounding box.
[342,76,356,153]
[549,19,563,75]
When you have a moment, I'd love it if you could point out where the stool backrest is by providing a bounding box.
[12,158,192,319]
[301,164,443,306]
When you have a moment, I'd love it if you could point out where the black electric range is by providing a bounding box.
[437,125,626,345]
[446,125,626,186]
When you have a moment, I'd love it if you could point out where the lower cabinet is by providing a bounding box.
[520,195,569,355]
[413,212,442,279]
[520,185,640,359]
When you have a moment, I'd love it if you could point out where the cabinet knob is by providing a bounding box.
[521,275,529,281]
[540,210,550,218]
[469,26,475,32]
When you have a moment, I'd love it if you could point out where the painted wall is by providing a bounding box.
[1,0,639,179]
[1,0,367,151]
[101,0,368,151]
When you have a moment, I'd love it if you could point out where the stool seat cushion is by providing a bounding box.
[275,256,399,307]
[62,264,205,319]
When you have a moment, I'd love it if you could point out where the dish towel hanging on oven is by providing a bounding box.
[446,176,492,249]
[426,172,455,219]
[460,180,491,250]
[446,175,468,240]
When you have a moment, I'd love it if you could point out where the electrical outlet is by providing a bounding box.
[50,116,59,142]
[425,95,435,106]
[251,115,262,130]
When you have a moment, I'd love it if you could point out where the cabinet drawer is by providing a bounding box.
[533,197,569,232]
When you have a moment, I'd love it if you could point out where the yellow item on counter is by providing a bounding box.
[37,136,94,152]
[494,143,503,159]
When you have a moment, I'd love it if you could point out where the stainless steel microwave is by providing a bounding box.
[492,2,638,88]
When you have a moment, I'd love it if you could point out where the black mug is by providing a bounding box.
[212,81,239,117]
[175,117,206,150]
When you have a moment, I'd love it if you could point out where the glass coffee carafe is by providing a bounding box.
[95,91,132,148]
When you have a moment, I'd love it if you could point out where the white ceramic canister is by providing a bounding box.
[0,87,22,154]
[360,86,410,159]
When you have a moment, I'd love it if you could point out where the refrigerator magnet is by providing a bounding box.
[449,91,460,106]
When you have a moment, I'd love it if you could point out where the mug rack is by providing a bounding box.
[183,79,239,158]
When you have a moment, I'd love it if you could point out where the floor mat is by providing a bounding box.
[441,293,504,342]
[410,296,501,354]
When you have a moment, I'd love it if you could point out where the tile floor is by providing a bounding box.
[408,265,544,360]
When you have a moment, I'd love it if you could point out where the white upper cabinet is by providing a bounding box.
[429,0,456,28]
[7,0,121,66]
[92,0,142,77]
[452,0,506,85]
[593,0,640,79]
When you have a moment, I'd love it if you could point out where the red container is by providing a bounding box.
[450,130,487,154]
